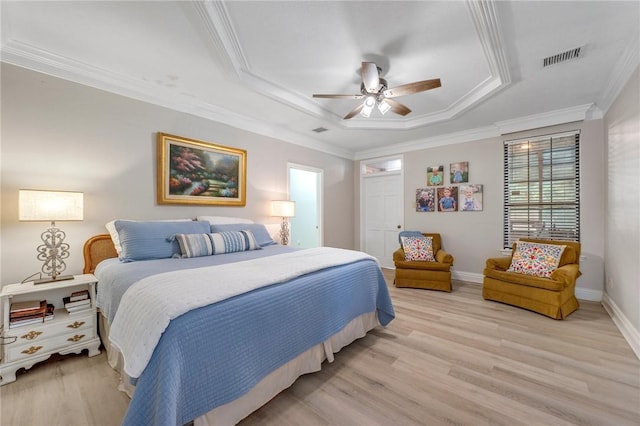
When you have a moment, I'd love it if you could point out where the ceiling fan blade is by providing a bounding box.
[383,78,441,98]
[312,94,364,100]
[343,103,364,119]
[361,62,380,94]
[384,99,412,116]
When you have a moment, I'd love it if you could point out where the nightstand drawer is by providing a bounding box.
[7,325,95,363]
[12,311,93,344]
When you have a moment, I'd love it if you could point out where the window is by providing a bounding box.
[503,131,580,248]
[362,158,402,175]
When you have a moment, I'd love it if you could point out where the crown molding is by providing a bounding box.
[342,76,505,130]
[0,37,609,164]
[1,0,515,155]
[466,0,511,84]
[192,0,332,119]
[184,0,240,76]
[495,103,594,135]
[598,34,640,115]
[354,103,595,160]
[203,0,512,130]
[1,39,353,160]
[354,125,499,160]
[2,0,625,162]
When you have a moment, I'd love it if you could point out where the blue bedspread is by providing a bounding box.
[95,247,394,426]
[95,245,298,323]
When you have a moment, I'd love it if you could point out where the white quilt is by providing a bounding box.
[108,247,376,378]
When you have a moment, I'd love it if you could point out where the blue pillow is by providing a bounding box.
[398,230,423,244]
[209,223,276,247]
[114,220,210,262]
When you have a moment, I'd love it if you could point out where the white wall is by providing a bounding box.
[375,119,606,300]
[401,137,502,280]
[0,64,355,284]
[0,62,622,309]
[603,65,640,356]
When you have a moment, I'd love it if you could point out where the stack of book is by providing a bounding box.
[63,289,91,314]
[9,300,54,329]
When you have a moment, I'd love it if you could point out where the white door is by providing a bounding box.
[363,173,403,268]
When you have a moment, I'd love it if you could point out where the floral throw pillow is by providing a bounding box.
[401,236,436,262]
[507,241,566,278]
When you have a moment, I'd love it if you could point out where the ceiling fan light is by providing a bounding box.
[377,100,391,115]
[360,96,376,118]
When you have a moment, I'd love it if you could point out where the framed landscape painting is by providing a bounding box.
[157,133,246,206]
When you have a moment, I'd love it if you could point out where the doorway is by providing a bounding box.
[360,156,404,268]
[288,163,323,248]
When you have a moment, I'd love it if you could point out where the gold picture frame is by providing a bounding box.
[157,133,246,206]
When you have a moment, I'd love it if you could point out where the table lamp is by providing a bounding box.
[271,200,295,245]
[19,189,84,284]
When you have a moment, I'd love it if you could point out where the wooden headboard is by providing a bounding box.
[83,234,118,274]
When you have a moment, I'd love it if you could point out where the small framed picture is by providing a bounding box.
[450,161,469,183]
[437,186,458,212]
[427,165,444,186]
[415,188,436,212]
[459,184,483,211]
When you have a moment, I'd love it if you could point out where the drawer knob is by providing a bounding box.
[21,346,43,355]
[67,321,85,329]
[21,330,43,340]
[67,334,86,343]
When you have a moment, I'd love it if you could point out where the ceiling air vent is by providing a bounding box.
[312,127,328,133]
[543,46,584,68]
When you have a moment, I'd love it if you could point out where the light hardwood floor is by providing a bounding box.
[2,270,639,426]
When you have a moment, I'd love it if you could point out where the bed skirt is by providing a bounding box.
[98,310,378,425]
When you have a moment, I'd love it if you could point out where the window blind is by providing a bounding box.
[503,131,580,248]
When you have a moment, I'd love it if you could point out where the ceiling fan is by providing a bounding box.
[313,62,441,119]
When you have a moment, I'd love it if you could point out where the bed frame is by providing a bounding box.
[83,234,117,274]
[81,233,383,425]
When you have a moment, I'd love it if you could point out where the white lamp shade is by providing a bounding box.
[19,190,84,221]
[271,200,295,218]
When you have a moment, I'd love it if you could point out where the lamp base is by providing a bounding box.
[33,275,74,285]
[279,217,290,246]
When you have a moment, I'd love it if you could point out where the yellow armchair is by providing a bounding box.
[393,233,454,292]
[482,238,581,319]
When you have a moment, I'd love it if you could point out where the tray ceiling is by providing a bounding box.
[1,1,638,159]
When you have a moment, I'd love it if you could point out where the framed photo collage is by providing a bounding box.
[416,161,483,212]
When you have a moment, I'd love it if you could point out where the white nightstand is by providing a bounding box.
[0,274,101,385]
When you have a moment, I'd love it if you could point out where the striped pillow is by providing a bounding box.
[175,231,261,258]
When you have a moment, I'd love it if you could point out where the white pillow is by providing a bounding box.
[264,223,281,243]
[196,216,254,225]
[105,219,192,255]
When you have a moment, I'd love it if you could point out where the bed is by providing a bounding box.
[82,219,395,426]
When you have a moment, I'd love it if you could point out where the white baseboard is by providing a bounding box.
[451,271,603,303]
[452,271,483,283]
[601,293,640,360]
[575,287,602,302]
